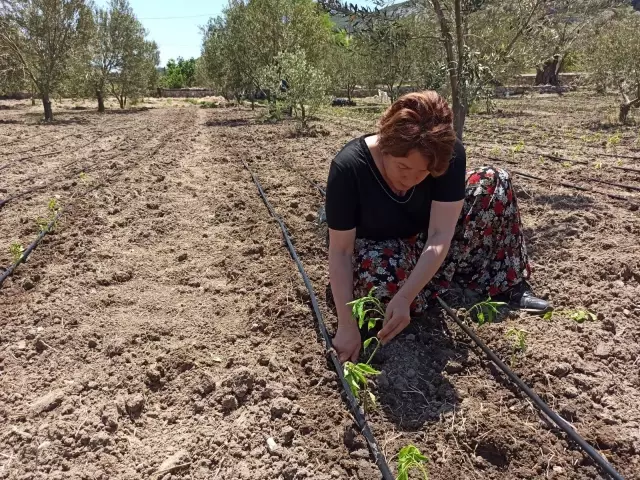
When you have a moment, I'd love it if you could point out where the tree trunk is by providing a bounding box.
[301,103,306,126]
[97,90,105,113]
[42,94,53,121]
[118,96,125,109]
[619,98,640,124]
[535,55,563,86]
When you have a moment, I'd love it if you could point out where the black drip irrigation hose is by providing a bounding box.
[0,210,62,289]
[280,162,627,478]
[478,153,639,208]
[239,158,394,480]
[436,297,625,480]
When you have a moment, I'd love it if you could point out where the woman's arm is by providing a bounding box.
[328,228,362,362]
[378,199,464,343]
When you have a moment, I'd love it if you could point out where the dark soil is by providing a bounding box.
[1,93,639,479]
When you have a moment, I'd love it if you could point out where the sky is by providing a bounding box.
[95,0,380,67]
[95,0,226,65]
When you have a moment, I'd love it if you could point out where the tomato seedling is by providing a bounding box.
[469,297,506,326]
[506,327,528,365]
[343,288,385,411]
[9,242,24,265]
[396,444,429,480]
[544,309,596,323]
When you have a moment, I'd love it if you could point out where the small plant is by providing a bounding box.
[489,146,501,156]
[48,198,60,213]
[469,297,507,326]
[511,140,525,155]
[570,309,597,323]
[538,155,546,165]
[543,309,596,323]
[343,289,385,411]
[9,242,24,264]
[607,132,621,148]
[35,217,49,233]
[561,161,572,168]
[396,444,429,480]
[594,162,603,169]
[506,327,528,365]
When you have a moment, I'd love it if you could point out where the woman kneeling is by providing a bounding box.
[325,91,550,363]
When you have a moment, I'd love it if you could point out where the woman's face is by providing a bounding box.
[382,150,431,192]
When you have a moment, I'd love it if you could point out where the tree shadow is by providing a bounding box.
[0,119,20,124]
[205,118,252,127]
[532,193,596,211]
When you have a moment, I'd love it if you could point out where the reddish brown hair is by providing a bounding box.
[377,91,456,176]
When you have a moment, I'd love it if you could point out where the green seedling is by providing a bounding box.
[9,242,24,264]
[544,309,596,323]
[570,309,597,323]
[607,133,621,148]
[506,327,528,365]
[489,146,501,156]
[469,297,507,326]
[561,161,572,168]
[343,288,385,411]
[48,198,60,213]
[594,162,603,169]
[511,140,525,155]
[397,444,429,480]
[35,217,49,233]
[538,155,546,165]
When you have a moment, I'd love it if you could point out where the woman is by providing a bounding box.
[325,91,550,363]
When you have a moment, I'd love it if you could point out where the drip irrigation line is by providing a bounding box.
[282,160,326,196]
[466,140,640,174]
[0,125,129,168]
[0,210,62,289]
[436,297,625,480]
[240,157,394,480]
[478,154,639,207]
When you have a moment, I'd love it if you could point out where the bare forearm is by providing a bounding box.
[329,250,355,327]
[398,233,451,302]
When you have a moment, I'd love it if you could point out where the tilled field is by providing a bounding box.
[1,94,639,480]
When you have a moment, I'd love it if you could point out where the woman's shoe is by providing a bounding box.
[497,282,551,314]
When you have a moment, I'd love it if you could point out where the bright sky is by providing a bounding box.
[95,0,379,67]
[94,0,225,65]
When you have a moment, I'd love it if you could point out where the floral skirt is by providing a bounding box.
[354,166,531,314]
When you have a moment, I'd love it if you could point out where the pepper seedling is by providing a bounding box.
[396,444,429,480]
[506,327,528,366]
[469,297,507,326]
[9,242,24,265]
[343,288,385,411]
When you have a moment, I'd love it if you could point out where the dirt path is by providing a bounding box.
[0,105,375,479]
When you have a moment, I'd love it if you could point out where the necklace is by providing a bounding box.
[365,159,416,204]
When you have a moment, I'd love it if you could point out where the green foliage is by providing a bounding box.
[506,327,527,365]
[543,309,597,323]
[9,242,24,265]
[511,140,525,155]
[469,297,506,326]
[200,0,332,102]
[163,56,197,88]
[262,49,328,126]
[396,444,429,480]
[346,288,385,332]
[0,0,94,120]
[342,288,386,411]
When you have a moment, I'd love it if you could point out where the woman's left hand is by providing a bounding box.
[378,293,412,344]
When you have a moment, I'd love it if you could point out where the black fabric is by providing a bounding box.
[325,134,466,240]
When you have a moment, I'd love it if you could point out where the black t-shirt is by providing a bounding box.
[325,135,466,240]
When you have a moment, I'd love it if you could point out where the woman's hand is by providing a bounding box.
[378,294,412,344]
[333,321,361,363]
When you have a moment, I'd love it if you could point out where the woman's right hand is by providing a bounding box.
[333,321,361,363]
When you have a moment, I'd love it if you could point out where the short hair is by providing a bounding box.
[377,91,456,176]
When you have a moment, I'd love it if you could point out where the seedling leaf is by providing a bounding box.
[543,311,553,321]
[397,444,429,480]
[363,337,374,349]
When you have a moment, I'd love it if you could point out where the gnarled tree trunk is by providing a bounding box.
[535,55,563,86]
[97,89,105,113]
[42,94,53,121]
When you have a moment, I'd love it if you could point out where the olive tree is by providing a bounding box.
[328,31,363,102]
[587,8,640,123]
[0,0,93,120]
[89,0,152,112]
[262,49,328,126]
